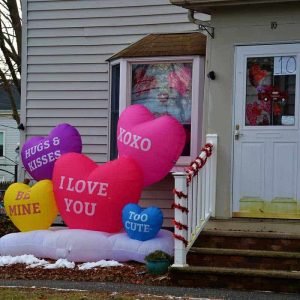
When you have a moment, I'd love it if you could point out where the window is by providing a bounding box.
[0,132,4,157]
[245,56,296,126]
[110,56,204,165]
[131,62,193,156]
[110,64,120,160]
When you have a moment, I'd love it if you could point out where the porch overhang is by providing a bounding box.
[108,32,206,61]
[170,0,300,13]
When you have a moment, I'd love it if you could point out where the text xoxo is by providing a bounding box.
[118,127,151,152]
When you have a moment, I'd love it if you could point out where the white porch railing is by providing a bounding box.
[172,134,218,267]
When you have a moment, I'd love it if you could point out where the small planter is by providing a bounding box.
[146,259,170,275]
[144,250,173,275]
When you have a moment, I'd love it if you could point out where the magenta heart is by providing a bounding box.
[52,153,144,233]
[117,104,186,186]
[21,123,82,181]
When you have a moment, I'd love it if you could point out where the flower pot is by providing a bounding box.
[146,259,170,275]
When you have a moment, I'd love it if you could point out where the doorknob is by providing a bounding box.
[234,124,243,140]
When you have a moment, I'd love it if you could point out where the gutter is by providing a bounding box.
[187,9,214,38]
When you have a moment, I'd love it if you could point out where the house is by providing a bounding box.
[0,85,20,183]
[21,0,300,292]
[168,0,300,292]
[171,0,300,220]
[21,0,205,227]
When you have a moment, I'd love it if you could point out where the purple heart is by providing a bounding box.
[21,123,82,181]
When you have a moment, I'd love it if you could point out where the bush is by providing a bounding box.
[0,215,19,237]
[144,250,173,262]
[0,181,14,191]
[0,182,19,237]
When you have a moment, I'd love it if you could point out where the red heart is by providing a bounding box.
[52,153,143,233]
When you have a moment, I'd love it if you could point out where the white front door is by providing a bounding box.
[233,44,300,218]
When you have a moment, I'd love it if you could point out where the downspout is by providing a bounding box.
[187,9,214,38]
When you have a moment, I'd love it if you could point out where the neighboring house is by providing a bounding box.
[0,86,20,182]
[21,0,300,292]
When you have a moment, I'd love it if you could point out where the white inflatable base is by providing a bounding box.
[0,229,174,263]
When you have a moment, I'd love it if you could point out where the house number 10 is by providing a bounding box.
[274,56,297,75]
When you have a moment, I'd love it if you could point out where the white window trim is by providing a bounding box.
[234,44,300,132]
[113,55,205,166]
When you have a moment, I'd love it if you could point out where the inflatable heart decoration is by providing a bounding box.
[21,123,82,181]
[4,180,58,232]
[117,104,186,186]
[122,203,163,241]
[52,153,144,233]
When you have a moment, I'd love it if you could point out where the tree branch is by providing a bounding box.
[1,46,20,93]
[0,0,21,125]
[6,0,21,57]
[0,15,21,72]
[1,20,18,58]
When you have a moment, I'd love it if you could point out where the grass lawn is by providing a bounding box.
[0,287,176,300]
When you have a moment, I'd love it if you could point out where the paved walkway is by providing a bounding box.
[0,279,299,300]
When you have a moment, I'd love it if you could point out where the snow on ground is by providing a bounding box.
[78,260,123,270]
[44,259,75,269]
[0,255,48,268]
[0,255,123,270]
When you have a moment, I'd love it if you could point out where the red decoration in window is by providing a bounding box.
[132,67,157,96]
[246,102,262,126]
[168,66,192,96]
[249,63,268,87]
[247,85,289,126]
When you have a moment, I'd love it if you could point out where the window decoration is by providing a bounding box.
[131,63,192,156]
[245,57,296,126]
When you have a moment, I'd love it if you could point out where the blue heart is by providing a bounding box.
[122,203,163,241]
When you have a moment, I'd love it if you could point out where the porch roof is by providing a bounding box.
[108,32,206,61]
[170,0,300,14]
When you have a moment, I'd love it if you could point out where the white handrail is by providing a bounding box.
[172,134,218,267]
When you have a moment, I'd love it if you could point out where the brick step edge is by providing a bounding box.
[170,265,300,279]
[202,230,300,240]
[189,247,300,259]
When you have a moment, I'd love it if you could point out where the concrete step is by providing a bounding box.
[194,230,300,252]
[187,247,300,271]
[170,265,300,293]
[205,218,300,235]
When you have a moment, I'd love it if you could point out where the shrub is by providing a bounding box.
[0,181,14,190]
[0,215,19,237]
[144,250,173,262]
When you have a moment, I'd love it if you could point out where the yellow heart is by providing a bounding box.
[4,180,58,232]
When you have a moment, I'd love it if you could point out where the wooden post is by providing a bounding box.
[206,134,218,217]
[172,172,188,267]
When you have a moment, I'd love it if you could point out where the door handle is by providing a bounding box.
[234,124,243,140]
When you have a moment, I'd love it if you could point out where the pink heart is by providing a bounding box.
[52,153,144,233]
[117,104,186,186]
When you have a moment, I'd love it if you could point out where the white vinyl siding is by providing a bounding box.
[24,0,198,226]
[24,0,196,163]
